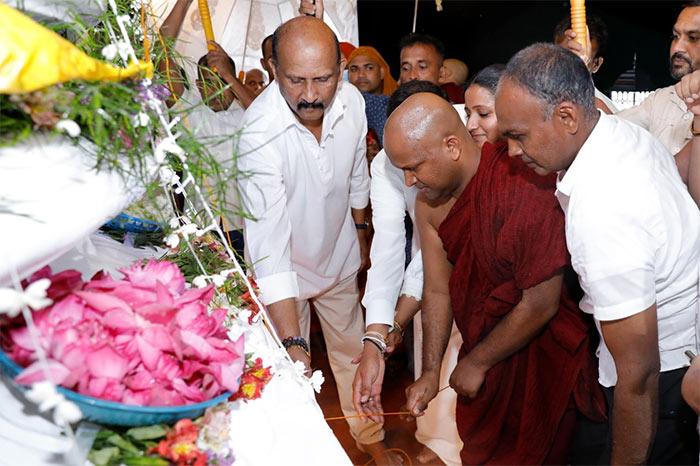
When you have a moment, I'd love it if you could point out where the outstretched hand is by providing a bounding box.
[352,344,386,423]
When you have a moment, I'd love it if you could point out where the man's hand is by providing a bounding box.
[676,69,700,115]
[299,0,323,18]
[205,40,236,81]
[404,372,439,418]
[352,343,386,423]
[449,355,487,398]
[560,28,592,67]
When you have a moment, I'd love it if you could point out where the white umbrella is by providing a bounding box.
[152,0,357,79]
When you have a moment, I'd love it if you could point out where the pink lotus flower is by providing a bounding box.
[5,261,245,407]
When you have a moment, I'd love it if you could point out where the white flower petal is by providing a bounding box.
[101,44,117,60]
[309,370,325,393]
[53,400,82,426]
[24,278,52,310]
[0,288,23,317]
[192,276,208,288]
[55,120,81,138]
[164,233,180,248]
[25,381,57,404]
[212,274,225,287]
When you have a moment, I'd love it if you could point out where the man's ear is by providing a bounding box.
[590,56,603,74]
[556,102,580,135]
[438,65,448,84]
[444,134,462,161]
[379,65,385,81]
[270,59,279,81]
[339,58,347,79]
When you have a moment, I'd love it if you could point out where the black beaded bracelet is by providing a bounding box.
[282,336,310,355]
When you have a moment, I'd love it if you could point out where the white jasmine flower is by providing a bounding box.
[192,275,208,288]
[133,112,150,127]
[53,400,82,427]
[101,43,117,60]
[179,223,199,237]
[211,274,226,287]
[56,120,81,138]
[309,370,325,393]
[25,381,58,405]
[154,135,184,163]
[168,217,180,229]
[164,233,180,248]
[159,166,180,185]
[116,41,131,62]
[0,279,52,318]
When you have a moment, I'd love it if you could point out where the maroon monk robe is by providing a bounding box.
[438,142,604,465]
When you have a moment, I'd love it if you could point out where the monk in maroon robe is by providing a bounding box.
[384,93,605,464]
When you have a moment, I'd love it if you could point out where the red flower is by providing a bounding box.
[230,357,272,402]
[148,419,207,465]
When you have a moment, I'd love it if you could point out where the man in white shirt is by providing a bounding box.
[496,42,700,465]
[237,16,399,463]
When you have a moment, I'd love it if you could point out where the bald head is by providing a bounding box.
[442,58,469,86]
[271,16,340,70]
[384,93,479,200]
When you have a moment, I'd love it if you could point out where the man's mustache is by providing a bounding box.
[671,52,691,66]
[297,100,324,111]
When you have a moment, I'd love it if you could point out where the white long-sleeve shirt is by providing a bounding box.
[237,80,370,305]
[362,149,422,326]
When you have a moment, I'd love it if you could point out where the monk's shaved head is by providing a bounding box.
[384,93,480,200]
[386,92,464,148]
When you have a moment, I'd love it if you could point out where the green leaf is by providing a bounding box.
[106,434,141,454]
[121,456,170,466]
[88,447,120,466]
[125,424,168,440]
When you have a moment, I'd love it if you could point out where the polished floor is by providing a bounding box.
[310,313,447,466]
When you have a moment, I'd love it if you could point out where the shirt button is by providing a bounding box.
[674,147,681,153]
[684,113,691,120]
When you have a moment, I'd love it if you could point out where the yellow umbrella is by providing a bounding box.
[0,2,153,94]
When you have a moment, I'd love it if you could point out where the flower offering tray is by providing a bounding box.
[0,349,230,426]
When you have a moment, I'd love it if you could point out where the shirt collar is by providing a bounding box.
[273,80,346,139]
[556,111,609,197]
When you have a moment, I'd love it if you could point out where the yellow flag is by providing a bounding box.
[0,2,153,94]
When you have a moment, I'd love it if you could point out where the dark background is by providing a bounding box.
[357,0,683,93]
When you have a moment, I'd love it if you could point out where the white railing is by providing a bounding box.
[611,90,653,110]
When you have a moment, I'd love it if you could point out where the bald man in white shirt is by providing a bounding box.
[237,16,401,465]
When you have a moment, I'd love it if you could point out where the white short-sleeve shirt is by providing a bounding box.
[555,113,700,387]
